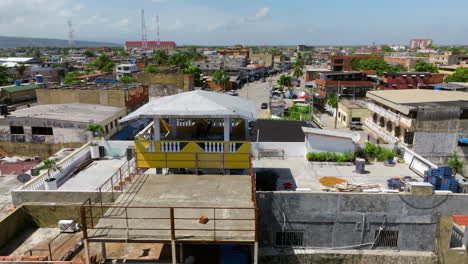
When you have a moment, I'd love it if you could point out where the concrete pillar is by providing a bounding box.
[179,243,184,263]
[100,242,106,262]
[224,117,231,142]
[153,118,161,141]
[170,118,177,138]
[83,239,90,264]
[171,240,177,264]
[253,242,258,264]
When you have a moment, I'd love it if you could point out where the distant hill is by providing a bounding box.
[0,36,121,48]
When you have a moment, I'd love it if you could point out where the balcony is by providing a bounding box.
[367,102,399,123]
[364,119,400,144]
[135,140,251,169]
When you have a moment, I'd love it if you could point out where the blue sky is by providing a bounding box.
[0,0,467,45]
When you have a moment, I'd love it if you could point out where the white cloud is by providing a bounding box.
[255,7,270,18]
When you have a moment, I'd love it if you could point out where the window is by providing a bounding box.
[275,231,304,247]
[352,117,361,122]
[32,127,53,135]
[115,120,118,127]
[395,126,401,137]
[110,122,114,129]
[449,226,465,248]
[460,109,468,119]
[105,125,109,134]
[374,230,399,248]
[343,116,346,122]
[10,126,24,135]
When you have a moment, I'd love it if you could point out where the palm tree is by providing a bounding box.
[14,63,27,81]
[212,70,230,89]
[43,158,61,182]
[292,53,304,79]
[86,124,104,144]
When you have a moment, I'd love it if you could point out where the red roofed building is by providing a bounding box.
[124,41,176,52]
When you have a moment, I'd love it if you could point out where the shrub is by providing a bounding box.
[306,152,355,162]
[363,142,378,159]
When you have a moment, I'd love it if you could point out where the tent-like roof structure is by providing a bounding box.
[120,90,257,122]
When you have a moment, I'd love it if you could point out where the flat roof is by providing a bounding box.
[253,157,420,192]
[7,103,126,123]
[42,83,145,91]
[339,99,369,109]
[250,120,318,142]
[302,127,360,142]
[320,71,364,76]
[367,90,468,111]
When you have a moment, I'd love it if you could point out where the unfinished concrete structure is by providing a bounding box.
[134,72,194,98]
[36,83,149,112]
[0,104,126,157]
[365,89,468,175]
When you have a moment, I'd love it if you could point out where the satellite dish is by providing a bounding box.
[352,133,361,142]
[17,173,32,183]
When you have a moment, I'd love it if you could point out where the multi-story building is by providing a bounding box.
[409,39,433,50]
[250,53,274,68]
[337,99,370,127]
[328,55,379,71]
[36,83,149,112]
[429,51,468,65]
[382,72,445,90]
[315,71,377,98]
[364,89,468,175]
[383,54,430,70]
[124,41,176,52]
[116,63,139,80]
[217,47,250,57]
[191,55,247,75]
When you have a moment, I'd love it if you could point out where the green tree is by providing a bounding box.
[380,46,394,53]
[414,61,439,73]
[212,70,229,86]
[444,67,468,83]
[151,50,169,65]
[42,158,61,182]
[277,75,292,89]
[292,53,304,79]
[63,72,81,85]
[354,58,405,76]
[119,75,135,84]
[118,50,129,56]
[0,65,12,86]
[182,66,203,87]
[448,152,464,175]
[101,62,115,73]
[83,50,95,58]
[86,124,104,141]
[89,55,113,71]
[145,64,159,73]
[327,92,338,108]
[14,62,27,81]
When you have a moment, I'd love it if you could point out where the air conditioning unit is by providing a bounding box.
[58,220,80,233]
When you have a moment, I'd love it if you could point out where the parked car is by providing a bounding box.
[350,121,363,130]
[226,90,238,96]
[261,103,268,109]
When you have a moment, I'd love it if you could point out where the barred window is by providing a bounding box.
[374,230,398,248]
[275,231,304,247]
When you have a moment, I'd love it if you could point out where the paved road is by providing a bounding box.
[238,76,279,118]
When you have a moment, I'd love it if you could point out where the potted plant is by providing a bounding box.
[43,159,61,190]
[86,124,104,159]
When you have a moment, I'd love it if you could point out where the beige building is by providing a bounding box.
[134,72,194,98]
[429,51,468,65]
[337,99,370,127]
[365,89,468,175]
[249,53,274,68]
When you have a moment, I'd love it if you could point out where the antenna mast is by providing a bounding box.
[68,20,75,48]
[141,9,148,51]
[156,15,161,50]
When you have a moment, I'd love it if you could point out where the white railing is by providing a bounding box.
[160,142,181,152]
[365,119,399,145]
[229,142,237,153]
[20,143,91,191]
[367,102,399,123]
[204,142,224,153]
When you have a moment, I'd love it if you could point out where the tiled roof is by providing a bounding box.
[453,215,468,226]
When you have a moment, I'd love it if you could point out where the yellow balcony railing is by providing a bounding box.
[134,140,251,169]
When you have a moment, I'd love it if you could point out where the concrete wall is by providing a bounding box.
[305,134,354,153]
[0,206,35,249]
[0,141,83,158]
[250,54,274,67]
[135,73,193,98]
[257,191,468,258]
[252,142,306,158]
[11,191,118,207]
[36,89,126,107]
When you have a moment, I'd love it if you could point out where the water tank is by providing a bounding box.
[355,158,366,174]
[14,80,21,86]
[35,74,44,84]
[434,86,441,90]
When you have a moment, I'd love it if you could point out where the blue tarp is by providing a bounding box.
[458,138,468,144]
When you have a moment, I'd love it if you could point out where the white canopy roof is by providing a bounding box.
[120,90,257,122]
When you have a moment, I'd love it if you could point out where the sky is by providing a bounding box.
[0,0,467,46]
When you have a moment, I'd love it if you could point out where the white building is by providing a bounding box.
[116,64,139,80]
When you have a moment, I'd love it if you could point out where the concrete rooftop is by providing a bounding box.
[253,157,420,192]
[87,174,256,243]
[6,103,126,123]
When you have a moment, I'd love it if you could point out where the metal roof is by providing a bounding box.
[120,90,257,122]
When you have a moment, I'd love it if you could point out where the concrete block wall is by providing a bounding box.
[257,192,468,253]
